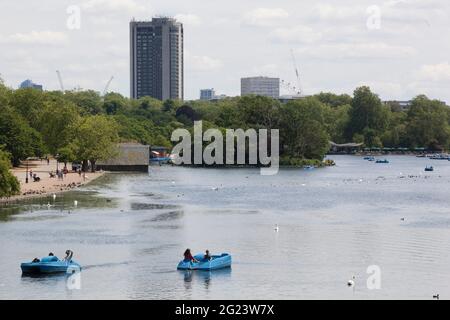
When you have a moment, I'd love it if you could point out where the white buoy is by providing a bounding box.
[52,194,56,200]
[74,200,78,207]
[274,224,279,232]
[347,276,355,287]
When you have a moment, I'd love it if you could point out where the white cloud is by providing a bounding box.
[313,4,365,21]
[243,8,289,27]
[251,64,279,77]
[297,42,416,60]
[186,54,223,72]
[174,14,202,26]
[417,62,450,82]
[81,0,146,13]
[0,31,69,45]
[269,26,322,44]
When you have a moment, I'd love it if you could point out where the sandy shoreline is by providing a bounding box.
[0,159,106,204]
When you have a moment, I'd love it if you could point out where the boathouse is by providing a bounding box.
[97,143,150,172]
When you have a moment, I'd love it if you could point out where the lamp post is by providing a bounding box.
[25,158,29,184]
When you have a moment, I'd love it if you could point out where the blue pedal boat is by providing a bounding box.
[21,256,81,275]
[177,253,232,271]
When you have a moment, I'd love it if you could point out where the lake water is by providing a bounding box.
[1,155,450,300]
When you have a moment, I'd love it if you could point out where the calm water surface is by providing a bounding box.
[1,155,450,299]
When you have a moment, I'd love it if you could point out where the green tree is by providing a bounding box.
[346,86,389,146]
[65,90,103,115]
[37,101,80,154]
[406,95,450,150]
[68,115,120,172]
[9,87,45,129]
[314,92,352,108]
[237,95,280,129]
[0,107,43,166]
[103,92,129,115]
[57,146,76,166]
[279,98,330,160]
[0,149,20,198]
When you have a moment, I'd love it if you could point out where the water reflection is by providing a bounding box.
[181,268,232,291]
[0,191,118,221]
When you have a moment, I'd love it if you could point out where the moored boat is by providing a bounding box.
[376,159,389,164]
[177,253,232,271]
[425,166,434,172]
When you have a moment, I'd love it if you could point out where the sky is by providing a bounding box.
[0,0,450,102]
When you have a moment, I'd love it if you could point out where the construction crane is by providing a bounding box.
[56,70,65,92]
[280,79,300,95]
[290,49,302,96]
[102,76,114,96]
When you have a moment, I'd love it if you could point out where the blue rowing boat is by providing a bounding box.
[21,255,81,275]
[177,253,232,271]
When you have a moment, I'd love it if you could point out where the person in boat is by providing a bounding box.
[184,249,198,263]
[48,252,54,256]
[204,250,212,261]
[63,250,73,262]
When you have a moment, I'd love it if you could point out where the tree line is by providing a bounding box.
[1,77,449,197]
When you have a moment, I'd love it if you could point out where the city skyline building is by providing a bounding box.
[241,76,280,99]
[19,79,43,91]
[200,88,216,101]
[130,17,184,101]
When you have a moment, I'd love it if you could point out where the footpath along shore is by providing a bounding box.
[0,159,105,204]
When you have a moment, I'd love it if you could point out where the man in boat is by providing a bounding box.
[204,250,212,261]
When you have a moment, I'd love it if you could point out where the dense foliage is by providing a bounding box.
[0,149,20,198]
[1,78,449,174]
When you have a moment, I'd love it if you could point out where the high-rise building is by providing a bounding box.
[130,17,183,101]
[200,88,216,101]
[241,76,280,99]
[19,79,43,91]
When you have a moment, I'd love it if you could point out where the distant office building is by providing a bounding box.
[212,94,229,101]
[241,76,280,99]
[200,88,216,101]
[384,100,412,112]
[19,79,43,91]
[130,17,184,101]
